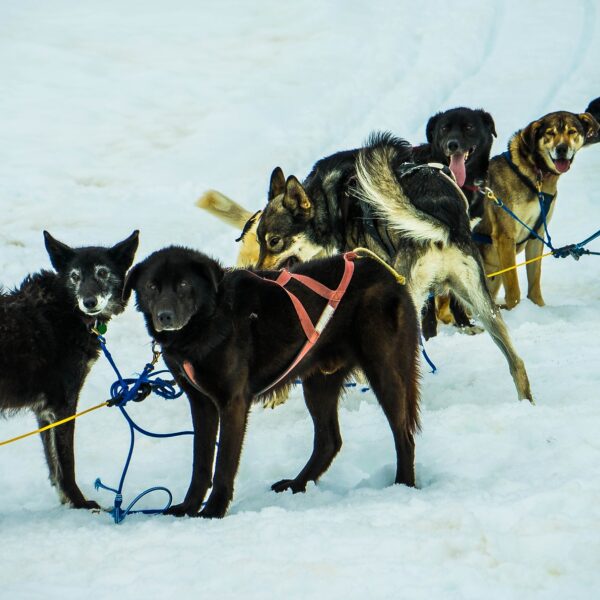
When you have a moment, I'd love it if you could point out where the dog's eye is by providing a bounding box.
[567,128,577,135]
[70,271,80,283]
[147,281,157,291]
[440,125,449,133]
[96,267,109,279]
[178,280,189,289]
[269,236,281,249]
[464,124,473,131]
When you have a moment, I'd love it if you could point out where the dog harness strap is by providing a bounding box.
[501,151,540,195]
[280,288,319,342]
[255,253,356,396]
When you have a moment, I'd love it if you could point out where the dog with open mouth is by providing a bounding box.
[0,230,139,509]
[124,246,421,518]
[412,107,498,338]
[474,110,599,309]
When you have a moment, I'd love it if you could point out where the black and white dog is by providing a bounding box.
[0,230,139,509]
[256,133,533,402]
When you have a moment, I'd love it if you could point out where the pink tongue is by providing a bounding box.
[554,159,570,173]
[449,153,466,187]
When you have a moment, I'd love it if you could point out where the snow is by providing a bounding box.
[1,1,600,598]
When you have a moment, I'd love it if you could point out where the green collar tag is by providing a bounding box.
[95,322,108,335]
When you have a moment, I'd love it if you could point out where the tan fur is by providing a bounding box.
[475,111,598,309]
[196,190,262,267]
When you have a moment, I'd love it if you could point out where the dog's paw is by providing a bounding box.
[499,298,520,310]
[164,502,199,517]
[527,293,545,307]
[73,499,101,510]
[457,324,484,336]
[271,478,307,494]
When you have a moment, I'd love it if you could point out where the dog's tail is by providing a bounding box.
[355,132,450,244]
[196,190,254,230]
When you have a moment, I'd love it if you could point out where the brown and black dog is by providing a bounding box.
[124,247,420,518]
[474,111,599,309]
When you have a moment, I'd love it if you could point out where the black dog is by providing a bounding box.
[125,247,420,518]
[585,97,600,144]
[413,107,497,338]
[413,106,497,213]
[0,230,139,508]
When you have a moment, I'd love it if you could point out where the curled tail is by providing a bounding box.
[355,132,450,244]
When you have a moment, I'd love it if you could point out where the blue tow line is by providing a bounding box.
[93,333,193,524]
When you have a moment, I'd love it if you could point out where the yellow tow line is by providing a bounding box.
[0,401,108,447]
[0,239,546,448]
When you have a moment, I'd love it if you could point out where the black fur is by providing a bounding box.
[413,106,497,216]
[126,247,420,518]
[585,97,600,145]
[0,231,139,508]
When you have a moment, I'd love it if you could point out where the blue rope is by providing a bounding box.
[93,334,194,524]
[420,336,437,374]
[485,183,600,261]
[552,228,600,260]
[491,193,554,250]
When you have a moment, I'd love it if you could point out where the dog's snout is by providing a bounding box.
[83,297,98,310]
[447,139,459,153]
[555,143,568,158]
[158,310,175,327]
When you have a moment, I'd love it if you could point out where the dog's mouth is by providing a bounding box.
[77,295,112,317]
[550,155,572,174]
[446,146,476,187]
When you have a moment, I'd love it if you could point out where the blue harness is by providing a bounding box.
[473,151,555,247]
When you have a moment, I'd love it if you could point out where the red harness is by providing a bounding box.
[182,252,357,397]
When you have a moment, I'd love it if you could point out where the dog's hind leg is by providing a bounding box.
[421,296,438,340]
[165,379,219,517]
[271,370,347,494]
[450,252,533,402]
[361,352,418,488]
[36,410,61,492]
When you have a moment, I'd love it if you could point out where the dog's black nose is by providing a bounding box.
[447,139,460,153]
[158,310,174,327]
[83,297,98,310]
[555,143,568,158]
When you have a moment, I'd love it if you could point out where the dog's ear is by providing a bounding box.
[283,176,311,215]
[43,231,75,272]
[519,119,543,153]
[110,230,140,270]
[190,255,223,294]
[425,113,441,143]
[122,263,141,302]
[479,110,497,138]
[578,112,600,139]
[268,167,286,202]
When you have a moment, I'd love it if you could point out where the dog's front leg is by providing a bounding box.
[166,381,219,517]
[200,396,250,519]
[495,234,520,309]
[525,238,545,306]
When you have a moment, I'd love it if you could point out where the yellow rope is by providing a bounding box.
[353,247,406,284]
[0,401,108,447]
[486,251,554,278]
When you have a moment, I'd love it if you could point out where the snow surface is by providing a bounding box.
[1,1,600,598]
